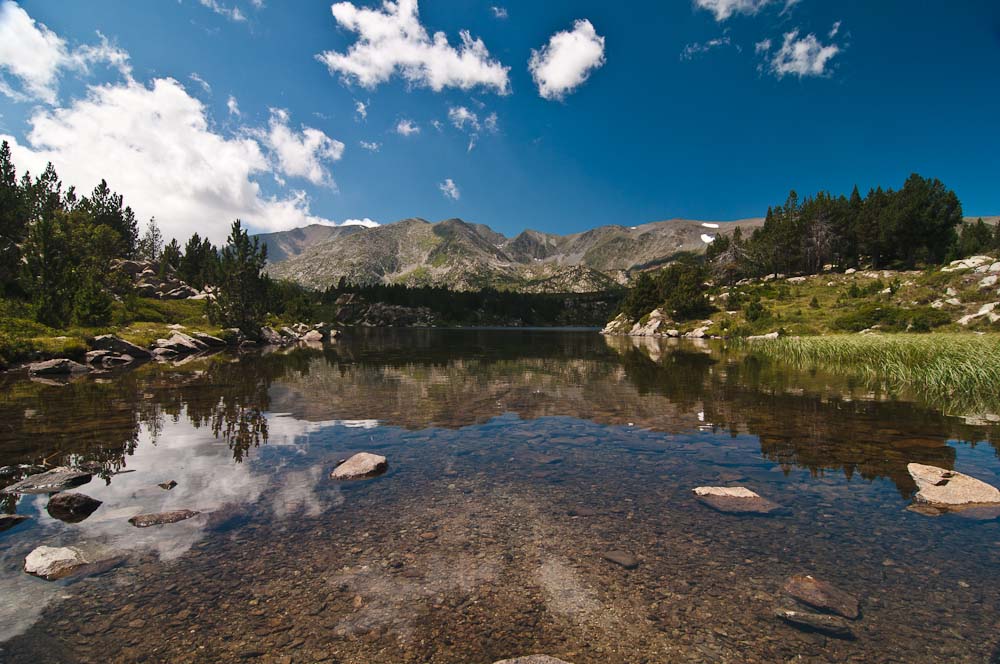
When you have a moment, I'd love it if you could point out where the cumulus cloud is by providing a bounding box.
[342,218,380,227]
[490,6,507,19]
[680,36,731,61]
[395,118,420,136]
[359,140,380,151]
[354,100,367,121]
[693,0,777,21]
[227,94,241,116]
[484,112,498,133]
[447,105,479,132]
[0,1,130,103]
[767,29,840,79]
[316,0,510,94]
[2,77,343,243]
[529,19,605,101]
[754,38,772,54]
[258,108,345,187]
[439,178,459,200]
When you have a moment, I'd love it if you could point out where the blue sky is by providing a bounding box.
[1,0,998,243]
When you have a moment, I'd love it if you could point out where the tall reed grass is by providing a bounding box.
[742,334,1000,416]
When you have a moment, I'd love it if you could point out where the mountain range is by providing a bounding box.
[260,217,765,293]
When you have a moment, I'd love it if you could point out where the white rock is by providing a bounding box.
[24,546,87,580]
[302,330,324,342]
[908,463,1000,506]
[844,268,856,275]
[786,276,807,284]
[694,486,759,499]
[331,452,388,480]
[980,275,998,289]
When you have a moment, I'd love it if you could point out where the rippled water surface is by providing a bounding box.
[1,329,999,663]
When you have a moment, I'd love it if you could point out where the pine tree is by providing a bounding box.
[0,141,26,290]
[138,217,163,261]
[210,220,269,335]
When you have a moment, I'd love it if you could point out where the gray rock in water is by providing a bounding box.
[331,452,388,480]
[0,514,30,532]
[27,359,90,376]
[2,467,92,494]
[693,486,783,515]
[601,550,639,569]
[85,349,113,364]
[154,332,208,355]
[783,575,859,619]
[775,608,855,639]
[907,463,1000,506]
[259,326,285,346]
[23,546,123,581]
[192,332,227,347]
[91,334,152,359]
[128,510,201,527]
[301,329,324,342]
[46,492,103,523]
[493,658,573,664]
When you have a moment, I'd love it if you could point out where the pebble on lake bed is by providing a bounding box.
[601,550,639,569]
[775,608,855,639]
[692,486,783,515]
[783,574,860,619]
[330,452,388,480]
[493,657,574,664]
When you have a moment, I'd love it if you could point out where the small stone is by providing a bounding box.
[128,510,201,527]
[158,480,178,490]
[46,492,103,524]
[493,657,574,664]
[775,608,855,639]
[601,550,639,569]
[330,453,388,480]
[783,575,860,619]
[2,467,92,495]
[418,531,438,541]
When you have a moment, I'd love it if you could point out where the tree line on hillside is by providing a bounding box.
[623,174,997,323]
[0,140,273,334]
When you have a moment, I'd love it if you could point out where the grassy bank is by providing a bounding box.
[0,297,224,366]
[742,333,1000,415]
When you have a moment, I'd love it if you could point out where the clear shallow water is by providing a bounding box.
[0,329,999,663]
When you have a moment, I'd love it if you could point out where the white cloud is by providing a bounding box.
[693,0,775,21]
[198,0,246,22]
[0,1,130,103]
[767,29,840,79]
[484,112,498,133]
[431,119,443,131]
[680,36,731,61]
[342,217,380,227]
[395,118,419,136]
[439,178,459,200]
[529,19,605,101]
[490,6,508,19]
[2,77,343,243]
[447,105,479,132]
[829,21,842,38]
[354,100,367,121]
[189,72,212,93]
[259,108,345,187]
[227,94,241,116]
[754,38,772,54]
[317,0,510,94]
[359,140,380,151]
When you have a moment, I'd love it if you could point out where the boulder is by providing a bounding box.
[0,514,29,532]
[158,480,178,490]
[331,453,388,480]
[135,283,159,297]
[91,334,152,359]
[2,467,92,494]
[628,309,672,337]
[151,347,178,359]
[46,492,103,523]
[493,658,573,664]
[27,359,90,376]
[128,510,201,527]
[259,326,285,346]
[192,332,227,347]
[302,329,324,343]
[102,354,134,367]
[907,463,1000,506]
[23,546,123,581]
[692,486,783,515]
[85,350,113,364]
[684,326,710,339]
[775,609,854,639]
[747,331,780,340]
[154,332,207,355]
[600,313,633,336]
[783,575,859,619]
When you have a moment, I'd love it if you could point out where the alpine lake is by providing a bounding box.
[1,329,999,663]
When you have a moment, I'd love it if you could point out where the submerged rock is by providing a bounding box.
[601,550,639,569]
[331,453,388,480]
[783,575,859,619]
[23,546,123,581]
[907,463,1000,506]
[0,514,30,532]
[493,658,573,664]
[46,492,103,523]
[27,359,90,376]
[2,467,92,494]
[693,486,782,515]
[775,608,855,639]
[158,480,178,490]
[128,510,201,527]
